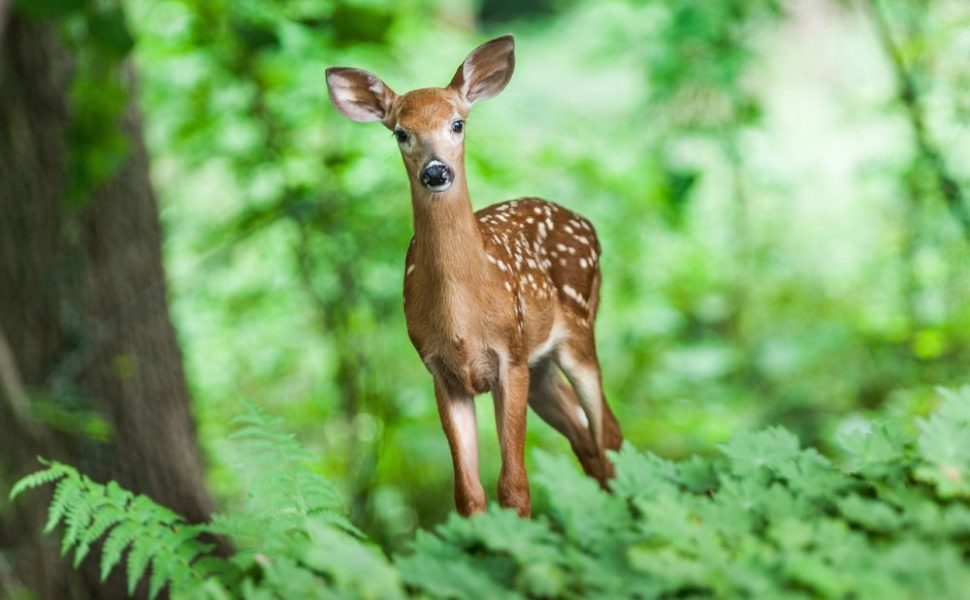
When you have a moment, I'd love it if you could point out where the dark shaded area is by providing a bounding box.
[0,10,215,599]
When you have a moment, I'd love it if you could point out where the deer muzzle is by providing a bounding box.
[421,159,454,192]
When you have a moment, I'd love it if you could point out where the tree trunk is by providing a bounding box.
[0,11,215,599]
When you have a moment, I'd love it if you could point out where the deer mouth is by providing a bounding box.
[424,180,453,193]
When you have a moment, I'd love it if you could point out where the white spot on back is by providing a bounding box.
[562,284,588,307]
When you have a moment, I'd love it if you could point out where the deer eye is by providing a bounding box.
[451,120,464,134]
[394,129,409,143]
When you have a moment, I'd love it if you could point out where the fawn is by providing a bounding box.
[326,35,622,516]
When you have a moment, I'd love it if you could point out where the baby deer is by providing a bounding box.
[326,35,622,516]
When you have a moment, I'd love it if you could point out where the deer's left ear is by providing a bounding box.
[326,67,397,128]
[449,35,515,106]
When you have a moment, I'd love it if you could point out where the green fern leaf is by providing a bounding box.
[148,552,174,600]
[61,478,100,556]
[46,477,84,534]
[127,535,155,595]
[8,461,69,500]
[101,522,138,581]
[131,494,180,524]
[73,507,122,567]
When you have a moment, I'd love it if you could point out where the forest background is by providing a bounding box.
[0,0,968,597]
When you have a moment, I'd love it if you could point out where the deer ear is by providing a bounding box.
[326,67,396,127]
[449,35,515,106]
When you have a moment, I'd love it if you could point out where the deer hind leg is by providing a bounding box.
[528,359,609,483]
[554,333,623,484]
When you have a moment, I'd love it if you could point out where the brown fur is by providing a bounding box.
[328,35,622,517]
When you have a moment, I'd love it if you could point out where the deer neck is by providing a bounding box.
[409,175,488,287]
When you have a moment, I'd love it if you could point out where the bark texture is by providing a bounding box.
[0,12,215,599]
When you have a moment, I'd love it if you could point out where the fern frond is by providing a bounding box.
[149,553,172,600]
[100,522,139,581]
[217,403,354,540]
[73,507,123,567]
[8,460,70,500]
[60,489,94,555]
[46,475,84,534]
[126,535,155,594]
[12,460,228,598]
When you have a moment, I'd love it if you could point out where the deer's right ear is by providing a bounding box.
[326,67,396,127]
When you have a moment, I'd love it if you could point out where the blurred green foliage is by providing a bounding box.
[82,0,970,549]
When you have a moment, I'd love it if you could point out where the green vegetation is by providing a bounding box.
[124,0,970,543]
[2,0,969,596]
[12,387,970,598]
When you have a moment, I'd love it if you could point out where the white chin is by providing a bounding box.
[425,181,453,193]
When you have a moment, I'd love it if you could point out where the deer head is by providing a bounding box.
[326,35,515,195]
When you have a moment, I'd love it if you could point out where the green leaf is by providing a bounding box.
[61,482,98,555]
[9,462,68,500]
[302,523,406,600]
[148,553,172,600]
[719,426,802,478]
[532,451,632,552]
[100,522,137,581]
[915,391,970,497]
[837,495,902,533]
[610,443,682,500]
[127,535,155,594]
[73,508,121,567]
[837,422,908,475]
[46,477,83,533]
[398,531,523,600]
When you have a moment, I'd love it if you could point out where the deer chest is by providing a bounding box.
[403,291,502,396]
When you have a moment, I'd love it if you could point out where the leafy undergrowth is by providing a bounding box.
[11,389,970,599]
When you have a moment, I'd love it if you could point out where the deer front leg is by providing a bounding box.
[433,377,486,516]
[492,360,531,516]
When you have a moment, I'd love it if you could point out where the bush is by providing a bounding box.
[11,390,970,599]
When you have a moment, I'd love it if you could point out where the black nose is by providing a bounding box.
[421,160,453,189]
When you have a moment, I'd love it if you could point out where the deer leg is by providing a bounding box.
[527,359,609,483]
[434,377,486,516]
[492,360,531,516]
[555,337,623,482]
